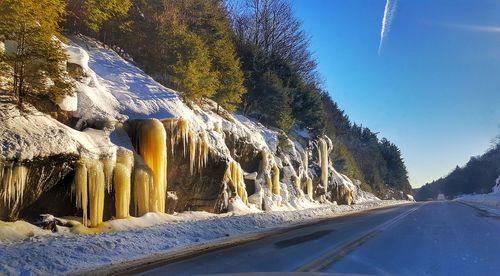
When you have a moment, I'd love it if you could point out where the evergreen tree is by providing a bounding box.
[65,0,132,33]
[259,72,294,131]
[0,0,72,110]
[169,0,246,112]
[291,84,325,137]
[163,23,219,101]
[211,38,246,112]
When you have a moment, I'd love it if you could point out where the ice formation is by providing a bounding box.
[224,161,249,204]
[318,137,331,194]
[164,118,209,175]
[266,174,272,194]
[74,161,88,226]
[133,161,154,216]
[272,162,280,196]
[134,119,167,213]
[306,177,313,200]
[259,150,269,174]
[0,163,28,210]
[114,149,134,218]
[102,159,115,193]
[87,161,105,227]
[113,163,131,219]
[74,159,106,227]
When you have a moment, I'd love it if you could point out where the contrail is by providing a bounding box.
[378,0,399,55]
[443,23,500,33]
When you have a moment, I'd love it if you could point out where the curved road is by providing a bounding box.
[127,202,500,275]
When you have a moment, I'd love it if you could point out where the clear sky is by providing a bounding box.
[292,0,500,188]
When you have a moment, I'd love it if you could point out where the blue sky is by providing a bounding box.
[292,0,500,188]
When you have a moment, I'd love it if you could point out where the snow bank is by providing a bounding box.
[0,200,405,275]
[0,221,51,243]
[456,175,500,208]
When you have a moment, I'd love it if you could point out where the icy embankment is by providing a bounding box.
[456,175,500,210]
[0,200,405,275]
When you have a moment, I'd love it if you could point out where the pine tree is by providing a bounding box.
[260,72,294,131]
[175,0,246,112]
[0,0,72,110]
[211,39,245,112]
[163,23,219,101]
[65,0,132,33]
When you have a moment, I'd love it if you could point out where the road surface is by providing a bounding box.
[129,202,500,275]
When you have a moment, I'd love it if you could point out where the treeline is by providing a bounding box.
[416,142,500,201]
[0,0,412,197]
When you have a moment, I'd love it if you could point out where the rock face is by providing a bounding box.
[0,155,77,220]
[167,153,229,213]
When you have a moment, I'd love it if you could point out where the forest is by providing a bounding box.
[0,0,412,198]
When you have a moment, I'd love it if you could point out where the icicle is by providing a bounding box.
[163,117,209,175]
[188,131,197,175]
[319,138,329,193]
[199,130,209,172]
[114,163,131,219]
[306,177,313,200]
[346,190,352,205]
[163,119,177,156]
[74,161,88,226]
[1,163,28,210]
[259,150,268,175]
[136,119,167,213]
[102,158,115,193]
[178,118,189,157]
[272,163,280,196]
[87,160,105,227]
[223,160,248,205]
[133,161,153,216]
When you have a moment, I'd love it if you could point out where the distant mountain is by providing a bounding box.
[416,142,500,201]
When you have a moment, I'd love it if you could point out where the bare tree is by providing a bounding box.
[227,0,318,83]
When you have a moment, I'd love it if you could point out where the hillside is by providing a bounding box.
[416,143,500,200]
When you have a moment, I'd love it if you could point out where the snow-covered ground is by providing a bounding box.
[0,200,405,275]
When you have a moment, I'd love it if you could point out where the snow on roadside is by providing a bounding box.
[0,200,406,275]
[456,175,500,210]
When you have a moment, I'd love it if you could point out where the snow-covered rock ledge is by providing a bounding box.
[0,200,407,275]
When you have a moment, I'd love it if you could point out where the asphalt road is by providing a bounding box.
[132,201,500,275]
